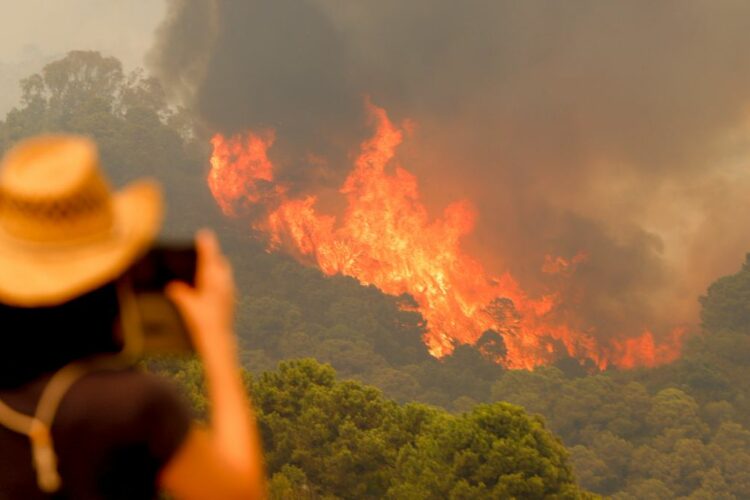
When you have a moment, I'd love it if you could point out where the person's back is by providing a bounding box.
[0,370,190,499]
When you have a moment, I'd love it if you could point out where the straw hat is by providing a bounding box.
[0,135,163,306]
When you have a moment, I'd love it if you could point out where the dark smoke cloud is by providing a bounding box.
[149,0,750,346]
[150,0,362,184]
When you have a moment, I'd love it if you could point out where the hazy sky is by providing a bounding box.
[0,0,164,114]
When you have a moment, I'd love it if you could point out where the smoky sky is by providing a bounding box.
[149,0,750,346]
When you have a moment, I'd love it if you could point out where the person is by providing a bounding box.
[0,135,266,499]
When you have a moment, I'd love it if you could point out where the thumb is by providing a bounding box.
[166,281,195,310]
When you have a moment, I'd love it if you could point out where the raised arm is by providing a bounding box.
[160,230,266,500]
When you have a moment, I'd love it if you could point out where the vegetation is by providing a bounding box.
[5,51,750,499]
[0,50,215,237]
[226,235,750,499]
[152,358,590,499]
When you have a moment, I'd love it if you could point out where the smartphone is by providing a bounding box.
[125,245,197,354]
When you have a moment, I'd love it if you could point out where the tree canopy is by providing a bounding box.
[153,358,592,499]
[0,50,214,238]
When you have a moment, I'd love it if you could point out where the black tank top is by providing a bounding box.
[0,369,192,500]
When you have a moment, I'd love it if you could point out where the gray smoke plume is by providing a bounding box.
[148,0,750,351]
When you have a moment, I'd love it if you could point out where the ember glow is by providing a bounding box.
[207,101,686,370]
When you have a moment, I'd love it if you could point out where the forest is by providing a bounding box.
[2,51,750,499]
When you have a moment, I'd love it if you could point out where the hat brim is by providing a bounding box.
[0,180,163,307]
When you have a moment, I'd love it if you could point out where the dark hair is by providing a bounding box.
[0,283,123,388]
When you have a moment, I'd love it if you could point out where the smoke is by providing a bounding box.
[149,0,750,349]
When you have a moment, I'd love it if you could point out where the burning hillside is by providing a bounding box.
[150,0,750,371]
[208,100,685,369]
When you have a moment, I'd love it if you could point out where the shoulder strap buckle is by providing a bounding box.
[0,355,128,493]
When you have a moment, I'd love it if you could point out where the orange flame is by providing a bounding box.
[606,327,687,369]
[208,131,277,215]
[207,101,686,370]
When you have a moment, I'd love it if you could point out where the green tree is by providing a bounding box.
[166,358,594,499]
[0,50,214,237]
[389,402,586,499]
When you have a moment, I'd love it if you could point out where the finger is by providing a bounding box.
[194,230,217,288]
[198,230,229,281]
[197,229,219,260]
[213,255,231,277]
[166,281,196,310]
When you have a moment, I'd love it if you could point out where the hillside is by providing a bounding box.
[4,52,750,499]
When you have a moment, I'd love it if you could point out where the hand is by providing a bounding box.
[166,230,237,359]
[161,232,266,500]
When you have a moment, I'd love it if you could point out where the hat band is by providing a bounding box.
[0,218,126,255]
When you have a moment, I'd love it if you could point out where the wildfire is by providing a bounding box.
[208,130,278,215]
[207,100,686,370]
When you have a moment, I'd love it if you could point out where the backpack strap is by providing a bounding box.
[0,356,127,493]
